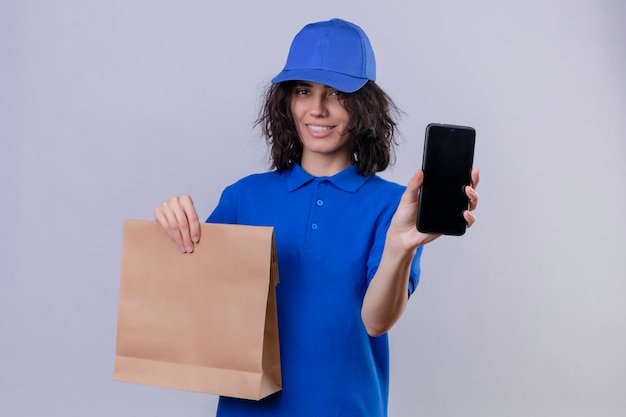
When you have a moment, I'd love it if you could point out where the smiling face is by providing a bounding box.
[290,81,352,175]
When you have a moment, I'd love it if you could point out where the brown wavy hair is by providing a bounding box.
[255,80,400,177]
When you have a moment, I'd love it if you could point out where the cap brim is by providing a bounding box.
[271,69,368,93]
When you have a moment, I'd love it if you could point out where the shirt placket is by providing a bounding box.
[304,178,329,247]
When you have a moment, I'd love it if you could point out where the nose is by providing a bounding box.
[310,96,328,117]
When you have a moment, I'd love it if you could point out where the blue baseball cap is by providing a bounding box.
[271,18,376,93]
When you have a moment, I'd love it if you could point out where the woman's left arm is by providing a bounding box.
[361,168,480,337]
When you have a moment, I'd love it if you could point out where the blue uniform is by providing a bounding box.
[207,163,422,417]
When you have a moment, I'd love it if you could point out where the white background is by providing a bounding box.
[2,0,625,416]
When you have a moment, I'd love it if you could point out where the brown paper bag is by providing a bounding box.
[113,220,281,400]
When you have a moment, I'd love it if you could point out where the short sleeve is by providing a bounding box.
[407,245,423,297]
[205,184,238,224]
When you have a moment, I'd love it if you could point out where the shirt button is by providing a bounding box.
[316,199,324,206]
[311,223,318,230]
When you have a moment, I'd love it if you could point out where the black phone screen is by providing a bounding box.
[416,123,476,236]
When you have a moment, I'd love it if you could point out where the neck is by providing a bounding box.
[300,153,352,177]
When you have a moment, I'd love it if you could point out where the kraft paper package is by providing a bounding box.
[114,220,281,400]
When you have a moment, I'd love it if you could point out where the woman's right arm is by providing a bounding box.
[153,194,201,253]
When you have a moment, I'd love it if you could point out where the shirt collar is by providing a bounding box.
[286,163,370,193]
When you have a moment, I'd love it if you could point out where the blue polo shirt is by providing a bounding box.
[207,163,422,417]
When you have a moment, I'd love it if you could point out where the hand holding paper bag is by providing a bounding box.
[153,194,201,253]
[114,220,281,400]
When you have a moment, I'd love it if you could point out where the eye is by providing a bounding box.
[328,90,344,100]
[294,88,310,96]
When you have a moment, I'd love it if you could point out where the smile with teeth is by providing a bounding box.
[307,125,333,132]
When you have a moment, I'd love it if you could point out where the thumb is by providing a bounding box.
[402,169,423,205]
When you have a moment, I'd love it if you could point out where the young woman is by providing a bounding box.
[154,18,479,417]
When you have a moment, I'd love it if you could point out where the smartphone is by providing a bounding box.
[416,123,476,236]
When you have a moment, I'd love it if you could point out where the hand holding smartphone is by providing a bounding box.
[416,123,476,236]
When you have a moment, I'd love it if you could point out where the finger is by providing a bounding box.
[154,202,186,252]
[170,196,196,253]
[179,194,201,245]
[463,210,476,228]
[162,199,191,252]
[465,186,479,211]
[466,167,481,210]
[471,167,480,189]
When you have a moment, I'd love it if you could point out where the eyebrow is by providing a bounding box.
[293,81,341,93]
